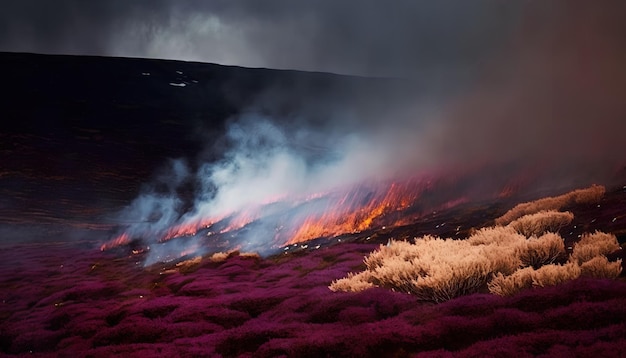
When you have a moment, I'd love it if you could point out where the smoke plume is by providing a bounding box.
[97,2,626,263]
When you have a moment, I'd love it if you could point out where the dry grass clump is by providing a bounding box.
[466,226,523,246]
[507,210,574,237]
[330,230,528,302]
[487,262,585,296]
[487,267,535,296]
[580,256,623,279]
[569,231,621,265]
[173,256,203,273]
[331,195,621,301]
[208,250,260,263]
[495,184,605,225]
[329,272,375,292]
[518,233,565,269]
[531,262,581,288]
[239,252,261,260]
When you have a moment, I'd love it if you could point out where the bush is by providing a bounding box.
[208,249,259,263]
[490,263,582,296]
[331,235,519,302]
[580,257,622,279]
[495,185,604,225]
[328,272,374,292]
[332,199,620,301]
[488,267,535,296]
[507,211,573,237]
[467,226,524,246]
[569,231,621,265]
[531,262,581,288]
[518,233,565,269]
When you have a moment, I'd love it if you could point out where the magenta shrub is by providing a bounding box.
[2,239,625,356]
[91,317,167,347]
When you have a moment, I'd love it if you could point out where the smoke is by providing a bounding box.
[423,1,626,185]
[90,1,626,263]
[116,110,438,263]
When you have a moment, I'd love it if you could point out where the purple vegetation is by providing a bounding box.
[0,241,624,357]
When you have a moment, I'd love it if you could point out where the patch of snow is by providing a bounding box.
[176,70,183,74]
[169,82,187,87]
[141,72,150,76]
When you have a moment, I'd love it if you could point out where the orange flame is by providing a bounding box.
[100,232,131,251]
[284,179,427,245]
[160,217,218,242]
[105,174,463,252]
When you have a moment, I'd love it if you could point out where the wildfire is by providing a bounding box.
[160,217,218,242]
[100,232,130,251]
[101,174,465,256]
[284,179,426,245]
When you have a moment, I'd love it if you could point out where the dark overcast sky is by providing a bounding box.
[1,1,624,79]
[0,0,526,78]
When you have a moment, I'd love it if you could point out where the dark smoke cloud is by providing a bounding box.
[426,2,626,180]
[1,0,522,77]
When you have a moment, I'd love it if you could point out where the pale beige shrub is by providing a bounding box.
[569,231,621,264]
[531,262,581,288]
[329,271,375,292]
[518,232,565,268]
[467,226,524,246]
[572,184,606,204]
[364,238,423,270]
[331,209,619,301]
[466,226,525,275]
[580,256,623,279]
[404,255,494,302]
[479,245,523,276]
[488,266,535,296]
[331,234,519,302]
[495,185,605,225]
[209,249,240,262]
[240,252,261,259]
[176,256,202,267]
[172,256,203,273]
[508,210,574,237]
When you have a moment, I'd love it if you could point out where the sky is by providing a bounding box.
[0,0,526,78]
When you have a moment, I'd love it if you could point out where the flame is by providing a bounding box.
[284,179,426,245]
[160,217,218,242]
[104,174,468,256]
[100,232,130,251]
